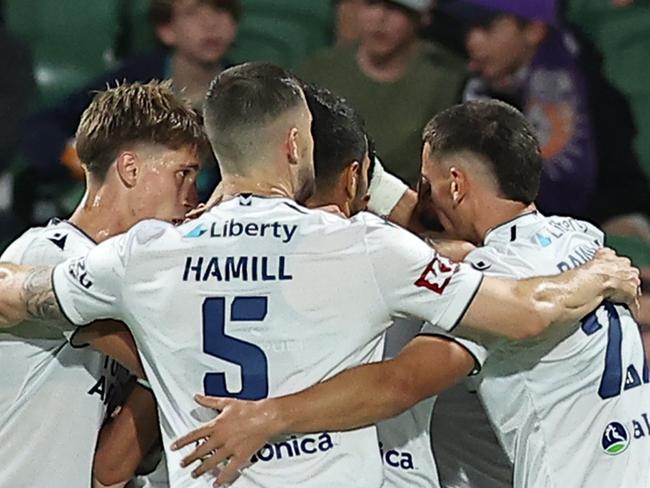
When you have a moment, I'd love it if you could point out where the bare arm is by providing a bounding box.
[171,336,474,482]
[94,383,161,486]
[459,248,640,339]
[75,321,145,378]
[0,263,61,327]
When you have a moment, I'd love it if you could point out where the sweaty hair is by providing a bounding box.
[75,80,206,181]
[203,62,305,170]
[303,84,367,185]
[422,100,542,204]
[149,0,242,25]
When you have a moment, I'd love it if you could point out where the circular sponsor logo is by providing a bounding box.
[602,422,630,455]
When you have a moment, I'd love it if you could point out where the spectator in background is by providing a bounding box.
[20,0,240,199]
[439,0,650,239]
[0,2,34,171]
[0,0,35,244]
[333,0,363,45]
[300,0,466,187]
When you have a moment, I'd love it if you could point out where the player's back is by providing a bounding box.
[465,212,650,488]
[0,220,127,487]
[119,196,398,487]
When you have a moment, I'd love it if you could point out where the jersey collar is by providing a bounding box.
[482,210,541,246]
[48,218,98,245]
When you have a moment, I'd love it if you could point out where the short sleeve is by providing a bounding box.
[52,234,129,326]
[418,322,488,375]
[363,215,483,332]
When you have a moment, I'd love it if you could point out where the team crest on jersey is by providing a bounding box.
[415,256,458,294]
[602,422,630,455]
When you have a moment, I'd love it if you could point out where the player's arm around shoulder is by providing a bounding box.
[170,333,476,485]
[94,380,160,487]
[458,248,640,339]
[0,262,61,327]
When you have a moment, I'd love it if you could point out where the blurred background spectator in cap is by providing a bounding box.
[437,0,650,242]
[300,0,466,187]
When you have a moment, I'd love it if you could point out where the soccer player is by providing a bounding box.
[173,100,648,488]
[303,83,474,488]
[0,64,638,488]
[0,81,205,487]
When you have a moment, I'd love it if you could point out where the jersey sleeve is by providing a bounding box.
[363,216,483,332]
[52,234,128,326]
[51,219,172,326]
[418,322,488,375]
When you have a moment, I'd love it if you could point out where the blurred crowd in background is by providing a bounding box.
[0,0,648,325]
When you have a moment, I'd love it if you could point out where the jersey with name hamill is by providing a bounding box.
[0,220,128,487]
[51,195,483,488]
[461,212,650,488]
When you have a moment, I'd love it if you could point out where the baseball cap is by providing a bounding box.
[438,0,558,26]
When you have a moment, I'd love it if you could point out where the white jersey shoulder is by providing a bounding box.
[52,196,484,488]
[457,212,649,488]
[0,219,128,488]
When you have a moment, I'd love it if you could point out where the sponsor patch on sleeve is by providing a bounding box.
[415,256,459,294]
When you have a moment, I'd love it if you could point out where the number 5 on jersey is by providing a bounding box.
[202,296,269,400]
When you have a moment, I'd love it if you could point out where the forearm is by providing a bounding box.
[76,321,146,378]
[527,266,613,328]
[0,263,62,327]
[94,385,160,485]
[386,188,417,230]
[269,360,411,435]
[268,337,472,435]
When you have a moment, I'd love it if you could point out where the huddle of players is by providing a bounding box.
[0,63,645,488]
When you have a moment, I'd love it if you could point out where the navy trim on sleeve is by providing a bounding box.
[51,266,92,327]
[416,332,483,376]
[448,274,484,333]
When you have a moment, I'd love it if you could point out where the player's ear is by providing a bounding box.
[286,127,300,166]
[115,151,139,188]
[449,167,467,207]
[344,161,360,200]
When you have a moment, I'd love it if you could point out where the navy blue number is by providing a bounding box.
[202,297,269,400]
[580,302,650,400]
[581,302,622,399]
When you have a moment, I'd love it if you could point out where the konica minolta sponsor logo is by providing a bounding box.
[250,433,334,463]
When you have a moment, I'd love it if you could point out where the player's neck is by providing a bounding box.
[68,184,131,243]
[219,172,296,201]
[475,199,537,243]
[305,191,350,218]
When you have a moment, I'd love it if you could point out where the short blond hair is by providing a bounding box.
[76,80,207,180]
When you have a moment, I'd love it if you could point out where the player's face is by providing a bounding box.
[293,98,316,204]
[157,0,238,66]
[350,152,371,215]
[131,145,201,224]
[465,15,534,86]
[359,1,420,60]
[420,143,476,241]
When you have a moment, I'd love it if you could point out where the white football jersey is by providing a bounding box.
[432,382,512,488]
[51,195,484,488]
[379,319,487,488]
[463,211,650,488]
[0,219,129,487]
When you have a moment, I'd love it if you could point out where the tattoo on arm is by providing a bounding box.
[21,267,63,321]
